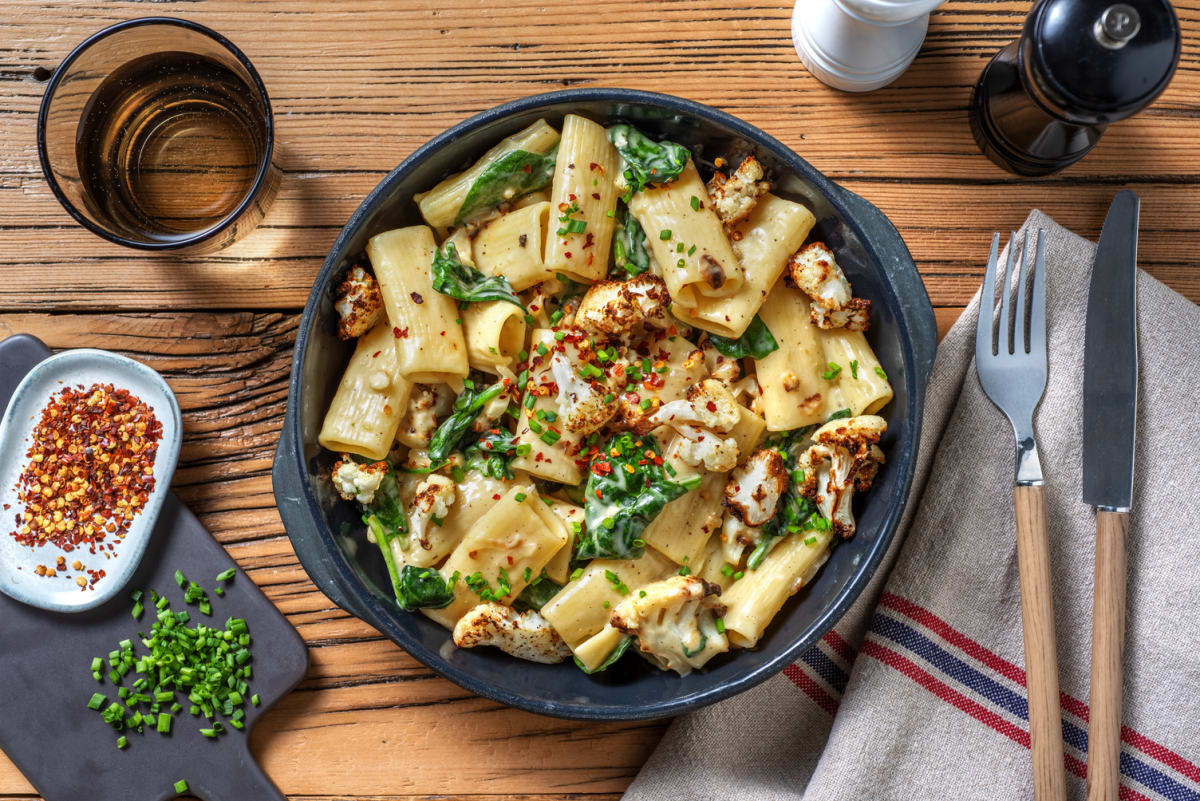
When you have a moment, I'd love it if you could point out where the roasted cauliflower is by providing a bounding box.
[700,338,742,386]
[652,379,741,435]
[724,449,789,526]
[796,415,886,538]
[406,474,457,551]
[334,265,385,339]
[675,434,740,473]
[396,383,455,448]
[453,603,573,664]
[549,349,619,435]
[787,242,872,331]
[330,457,389,505]
[610,575,729,675]
[574,274,671,339]
[706,157,769,227]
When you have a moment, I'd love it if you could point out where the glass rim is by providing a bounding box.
[36,16,276,252]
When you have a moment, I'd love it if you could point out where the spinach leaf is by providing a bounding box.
[576,432,699,561]
[513,576,563,612]
[463,426,520,480]
[431,242,524,310]
[608,124,691,197]
[428,378,508,463]
[394,565,457,611]
[454,147,558,226]
[574,635,633,674]
[708,315,779,360]
[748,448,821,570]
[611,204,651,277]
[359,469,407,544]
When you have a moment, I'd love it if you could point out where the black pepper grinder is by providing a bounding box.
[970,0,1180,176]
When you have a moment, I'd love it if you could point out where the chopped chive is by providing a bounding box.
[116,736,128,750]
[689,195,700,211]
[850,360,859,379]
[174,570,186,588]
[540,430,561,446]
[875,366,887,379]
[659,229,672,240]
[174,779,189,793]
[514,492,527,503]
[88,692,106,710]
[216,568,236,583]
[715,617,726,634]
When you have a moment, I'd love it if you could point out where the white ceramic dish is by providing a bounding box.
[0,349,181,612]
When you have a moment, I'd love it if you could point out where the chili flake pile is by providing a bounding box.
[9,383,162,587]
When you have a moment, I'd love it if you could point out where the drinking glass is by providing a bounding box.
[37,17,279,253]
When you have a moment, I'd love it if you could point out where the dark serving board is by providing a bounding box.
[0,334,308,801]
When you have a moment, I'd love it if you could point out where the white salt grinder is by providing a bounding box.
[792,0,946,92]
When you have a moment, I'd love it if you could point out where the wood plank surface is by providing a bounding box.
[0,1,1196,799]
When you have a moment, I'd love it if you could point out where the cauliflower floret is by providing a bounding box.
[724,449,789,526]
[787,242,871,331]
[396,383,455,448]
[700,339,743,386]
[406,475,457,551]
[549,349,618,435]
[706,157,769,226]
[574,275,671,339]
[651,379,741,434]
[675,434,739,473]
[330,457,388,505]
[453,603,573,664]
[796,415,887,539]
[334,265,384,339]
[610,575,729,675]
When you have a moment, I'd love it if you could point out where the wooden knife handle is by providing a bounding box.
[1014,484,1068,801]
[1087,510,1130,801]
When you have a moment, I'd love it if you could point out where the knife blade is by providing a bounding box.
[1081,190,1139,511]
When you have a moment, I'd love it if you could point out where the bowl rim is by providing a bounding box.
[282,87,929,719]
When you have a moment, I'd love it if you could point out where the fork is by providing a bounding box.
[976,230,1066,801]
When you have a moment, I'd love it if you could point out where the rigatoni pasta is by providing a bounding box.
[367,226,469,384]
[544,114,620,283]
[318,321,412,460]
[321,114,894,678]
[628,160,743,307]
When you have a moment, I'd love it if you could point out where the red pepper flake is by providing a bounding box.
[591,192,600,200]
[468,550,478,559]
[564,251,573,258]
[706,401,718,412]
[372,350,382,358]
[492,493,501,501]
[394,326,409,339]
[506,555,514,566]
[589,162,603,172]
[594,489,603,499]
[568,193,577,202]
[439,330,446,336]
[521,163,533,173]
[583,233,595,250]
[8,384,162,573]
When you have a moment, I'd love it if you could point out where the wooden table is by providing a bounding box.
[1,1,1196,799]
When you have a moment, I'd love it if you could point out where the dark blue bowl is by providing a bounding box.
[273,89,937,720]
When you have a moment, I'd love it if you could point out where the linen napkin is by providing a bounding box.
[624,209,1200,801]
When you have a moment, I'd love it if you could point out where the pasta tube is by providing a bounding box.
[366,226,469,384]
[688,194,815,338]
[628,160,743,308]
[544,114,621,283]
[318,321,412,460]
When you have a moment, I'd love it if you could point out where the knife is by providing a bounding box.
[1082,189,1139,801]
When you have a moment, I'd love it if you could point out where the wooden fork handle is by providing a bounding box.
[1087,510,1129,801]
[1015,484,1068,801]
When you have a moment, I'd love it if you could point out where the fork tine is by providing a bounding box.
[1014,229,1029,353]
[1029,229,1047,356]
[977,232,1000,357]
[998,231,1017,355]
